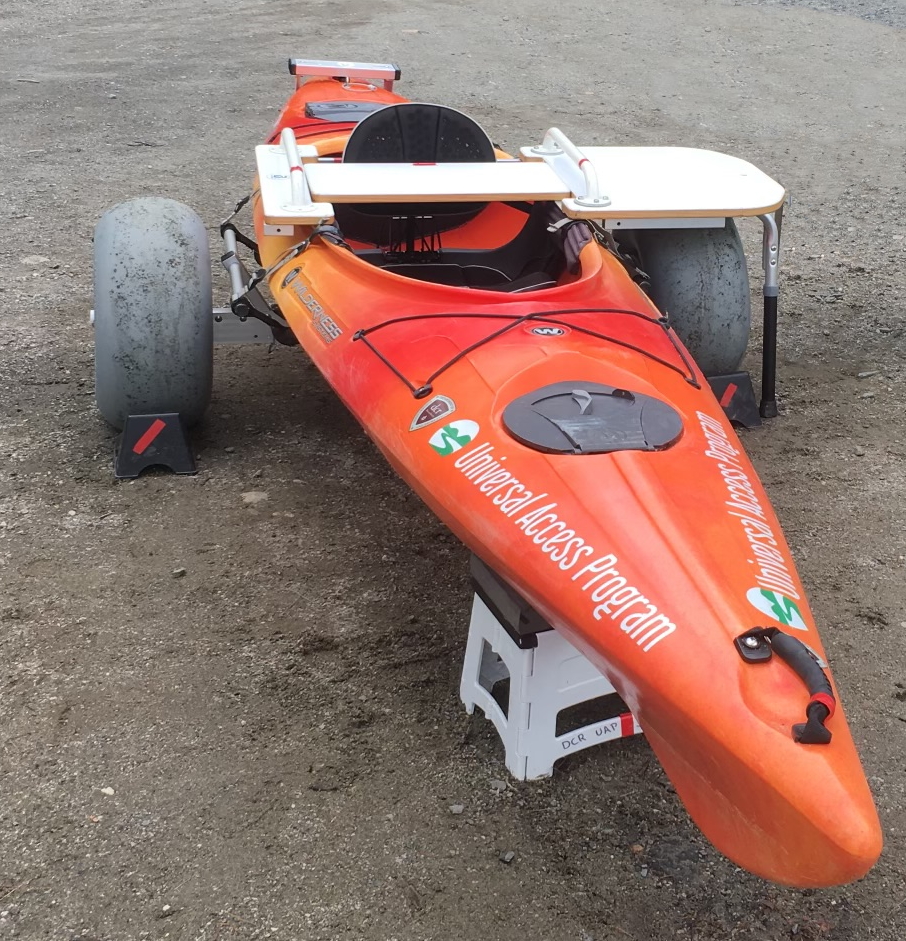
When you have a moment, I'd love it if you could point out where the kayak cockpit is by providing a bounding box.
[348,201,593,293]
[329,101,593,293]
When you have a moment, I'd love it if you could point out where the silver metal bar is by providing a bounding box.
[288,58,401,92]
[759,211,780,297]
[220,225,290,323]
[221,228,248,301]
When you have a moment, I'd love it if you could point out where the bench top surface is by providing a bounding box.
[303,160,572,202]
[523,146,785,219]
[255,143,785,224]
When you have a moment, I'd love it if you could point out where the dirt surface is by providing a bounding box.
[2,1,905,939]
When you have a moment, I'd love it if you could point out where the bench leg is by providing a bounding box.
[758,209,782,418]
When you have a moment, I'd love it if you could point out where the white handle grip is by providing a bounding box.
[280,127,314,209]
[533,128,610,208]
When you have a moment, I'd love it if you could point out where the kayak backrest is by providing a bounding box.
[342,102,495,163]
[335,102,496,247]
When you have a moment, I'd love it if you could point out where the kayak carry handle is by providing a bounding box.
[735,627,835,745]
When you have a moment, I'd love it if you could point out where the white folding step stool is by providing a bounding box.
[460,557,642,780]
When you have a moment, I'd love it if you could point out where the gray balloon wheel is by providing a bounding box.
[94,197,213,430]
[620,220,751,376]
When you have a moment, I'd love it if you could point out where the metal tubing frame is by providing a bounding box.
[220,229,281,324]
[221,228,248,301]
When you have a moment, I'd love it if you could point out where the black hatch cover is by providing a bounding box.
[502,381,683,455]
[304,101,388,123]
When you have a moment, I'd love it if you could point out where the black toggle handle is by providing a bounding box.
[792,701,833,746]
[736,627,836,745]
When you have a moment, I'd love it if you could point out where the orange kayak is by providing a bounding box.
[242,66,881,886]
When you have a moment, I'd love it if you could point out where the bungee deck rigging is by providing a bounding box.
[351,307,701,399]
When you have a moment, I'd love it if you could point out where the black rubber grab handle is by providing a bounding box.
[769,632,833,699]
[737,628,836,745]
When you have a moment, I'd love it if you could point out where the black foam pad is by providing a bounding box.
[343,103,495,164]
[336,103,496,245]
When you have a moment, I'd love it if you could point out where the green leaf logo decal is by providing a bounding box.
[746,587,807,630]
[429,420,479,456]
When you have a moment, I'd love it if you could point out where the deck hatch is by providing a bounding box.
[304,100,388,123]
[502,381,682,454]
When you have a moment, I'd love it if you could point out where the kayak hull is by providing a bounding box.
[246,76,882,886]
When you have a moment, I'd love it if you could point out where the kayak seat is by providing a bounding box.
[334,102,497,247]
[333,103,592,291]
[354,201,591,292]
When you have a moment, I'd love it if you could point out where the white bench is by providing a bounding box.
[253,126,785,415]
[255,126,784,227]
[519,142,785,227]
[304,160,571,204]
[255,139,571,225]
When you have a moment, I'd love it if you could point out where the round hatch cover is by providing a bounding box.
[502,381,683,455]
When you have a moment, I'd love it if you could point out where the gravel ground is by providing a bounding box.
[1,1,905,939]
